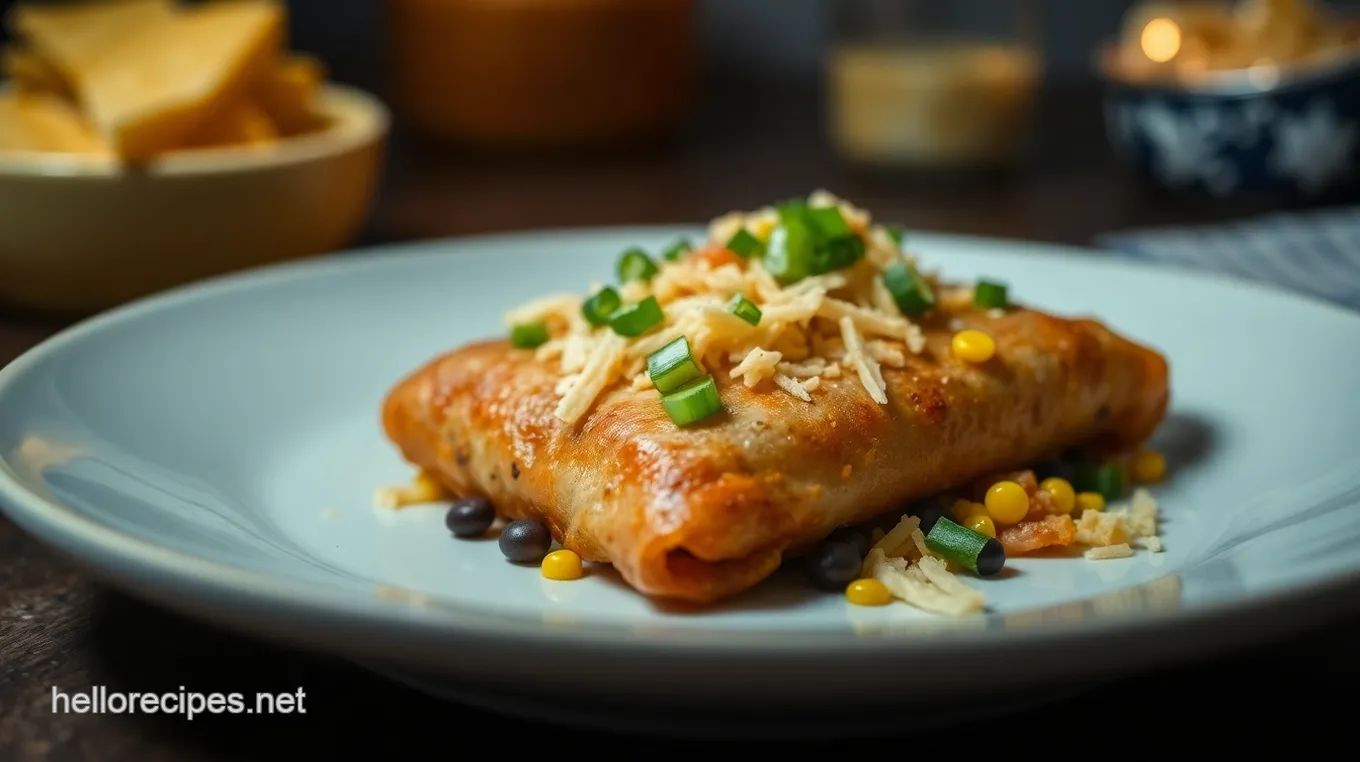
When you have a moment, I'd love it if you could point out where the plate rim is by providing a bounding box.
[3,226,1360,661]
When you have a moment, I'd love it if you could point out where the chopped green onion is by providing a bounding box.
[774,201,863,276]
[881,261,936,316]
[510,322,550,349]
[646,337,702,394]
[886,225,905,247]
[1076,463,1125,502]
[581,287,621,326]
[974,280,1008,309]
[764,220,815,284]
[810,235,865,275]
[660,375,723,426]
[1097,465,1125,501]
[925,516,1005,577]
[725,293,762,326]
[806,206,851,239]
[608,296,664,337]
[617,247,659,283]
[662,238,693,262]
[725,229,764,259]
[775,199,811,226]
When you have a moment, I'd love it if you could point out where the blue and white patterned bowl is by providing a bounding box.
[1097,42,1360,201]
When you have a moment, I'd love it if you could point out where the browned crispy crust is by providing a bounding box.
[382,307,1169,604]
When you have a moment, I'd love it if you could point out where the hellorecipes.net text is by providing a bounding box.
[52,686,306,721]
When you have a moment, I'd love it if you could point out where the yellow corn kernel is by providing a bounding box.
[845,578,893,606]
[413,470,446,498]
[965,513,997,538]
[952,329,996,363]
[1131,449,1167,484]
[1077,491,1106,513]
[1039,477,1076,515]
[541,549,583,581]
[951,498,987,521]
[375,470,449,508]
[985,480,1029,525]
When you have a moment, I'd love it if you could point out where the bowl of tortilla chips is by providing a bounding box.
[0,0,388,315]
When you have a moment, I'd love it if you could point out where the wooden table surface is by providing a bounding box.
[1,86,1356,759]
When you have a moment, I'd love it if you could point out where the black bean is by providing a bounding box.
[1037,458,1082,483]
[1061,444,1091,463]
[445,497,495,538]
[499,519,551,563]
[827,527,869,559]
[913,500,949,535]
[805,541,863,591]
[976,538,1006,577]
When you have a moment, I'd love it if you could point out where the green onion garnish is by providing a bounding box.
[1098,466,1124,502]
[881,261,935,316]
[608,296,664,337]
[774,202,862,277]
[662,238,693,262]
[925,516,1005,577]
[1076,463,1125,502]
[581,286,621,326]
[806,206,851,239]
[725,229,764,259]
[646,337,703,395]
[725,293,762,326]
[660,375,723,426]
[810,235,864,275]
[764,221,815,284]
[510,322,550,349]
[775,199,811,226]
[886,225,905,247]
[617,248,659,283]
[974,280,1008,309]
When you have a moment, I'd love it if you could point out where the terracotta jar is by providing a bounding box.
[387,0,696,148]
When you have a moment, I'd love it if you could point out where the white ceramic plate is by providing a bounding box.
[3,228,1360,735]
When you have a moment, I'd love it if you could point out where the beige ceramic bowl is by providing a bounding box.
[0,83,388,315]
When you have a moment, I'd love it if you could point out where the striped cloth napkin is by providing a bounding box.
[1097,207,1360,312]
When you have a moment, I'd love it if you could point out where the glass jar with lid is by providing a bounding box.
[827,0,1044,171]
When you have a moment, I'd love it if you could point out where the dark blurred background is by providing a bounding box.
[5,5,1360,759]
[5,0,1360,293]
[6,1,1357,89]
[0,0,1138,92]
[233,0,1122,92]
[7,0,1360,247]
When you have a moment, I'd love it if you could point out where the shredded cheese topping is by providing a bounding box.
[1085,543,1134,560]
[505,190,933,425]
[859,485,1167,615]
[1076,488,1163,553]
[861,515,987,617]
[374,470,448,509]
[1037,484,1167,571]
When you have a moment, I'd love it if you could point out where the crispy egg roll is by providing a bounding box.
[382,306,1169,605]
